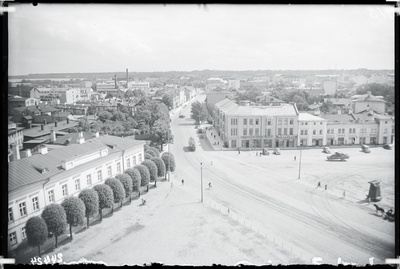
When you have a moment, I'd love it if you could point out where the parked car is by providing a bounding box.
[179,114,185,118]
[361,145,371,153]
[322,147,331,154]
[383,144,393,150]
[262,148,270,155]
[273,148,281,155]
[327,152,349,161]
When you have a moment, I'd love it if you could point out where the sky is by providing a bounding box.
[8,4,395,76]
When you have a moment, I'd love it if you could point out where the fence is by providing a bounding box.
[203,198,310,264]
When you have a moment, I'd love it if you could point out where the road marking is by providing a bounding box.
[0,256,16,269]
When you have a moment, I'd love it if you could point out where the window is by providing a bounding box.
[290,119,293,125]
[305,130,308,135]
[278,118,282,124]
[327,129,330,134]
[22,227,27,239]
[314,122,316,125]
[75,178,80,191]
[19,202,27,217]
[48,190,55,203]
[255,119,259,125]
[32,197,39,211]
[313,130,316,135]
[289,128,293,135]
[320,122,323,125]
[338,129,341,134]
[87,174,92,186]
[231,118,237,125]
[255,128,259,136]
[300,130,304,135]
[267,129,271,136]
[319,130,323,135]
[243,119,247,125]
[331,129,334,134]
[284,118,288,125]
[249,119,253,125]
[342,128,345,133]
[8,207,13,222]
[384,128,388,133]
[117,162,121,173]
[97,170,102,181]
[126,158,131,168]
[305,122,308,125]
[278,128,281,135]
[243,129,247,136]
[249,128,253,136]
[107,166,112,176]
[267,120,271,126]
[62,184,68,197]
[9,232,17,246]
[138,153,142,162]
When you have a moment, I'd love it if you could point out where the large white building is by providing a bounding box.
[8,135,145,250]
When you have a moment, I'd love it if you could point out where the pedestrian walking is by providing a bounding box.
[217,142,219,145]
[294,156,297,161]
[325,184,327,190]
[214,135,216,139]
[182,179,184,185]
[209,182,212,189]
[256,152,258,156]
[343,190,346,198]
[317,181,321,188]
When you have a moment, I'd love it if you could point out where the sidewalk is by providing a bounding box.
[204,126,223,151]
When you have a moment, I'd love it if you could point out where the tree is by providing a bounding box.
[116,174,133,202]
[145,149,158,158]
[61,197,85,240]
[151,157,166,178]
[93,184,114,221]
[142,159,158,185]
[321,100,335,113]
[112,111,126,122]
[150,119,171,151]
[78,189,99,229]
[105,178,126,209]
[98,111,113,122]
[125,168,141,193]
[78,117,90,132]
[134,164,150,187]
[236,85,262,102]
[144,153,152,159]
[161,153,176,178]
[162,92,174,109]
[125,89,134,98]
[148,147,160,157]
[41,204,67,248]
[191,101,207,124]
[162,152,175,161]
[25,216,48,256]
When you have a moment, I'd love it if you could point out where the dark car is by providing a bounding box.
[327,152,349,161]
[383,144,393,150]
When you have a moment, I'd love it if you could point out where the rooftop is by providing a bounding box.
[298,113,326,122]
[9,135,146,192]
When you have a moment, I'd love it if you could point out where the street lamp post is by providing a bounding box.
[298,145,303,179]
[200,162,203,203]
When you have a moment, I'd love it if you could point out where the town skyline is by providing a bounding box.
[8,4,395,76]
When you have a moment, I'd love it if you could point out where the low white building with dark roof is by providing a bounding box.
[8,135,145,250]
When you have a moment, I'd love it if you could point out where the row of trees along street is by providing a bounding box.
[24,147,175,258]
[69,89,173,151]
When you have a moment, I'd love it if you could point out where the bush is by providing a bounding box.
[105,178,126,205]
[61,197,85,240]
[162,152,175,161]
[26,216,48,256]
[141,159,158,182]
[162,154,176,173]
[144,153,152,160]
[78,189,99,229]
[125,168,141,192]
[148,147,161,157]
[151,157,166,177]
[134,164,150,187]
[116,174,133,200]
[41,204,67,248]
[93,184,114,221]
[145,149,157,158]
[144,144,150,151]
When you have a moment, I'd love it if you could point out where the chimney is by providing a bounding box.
[38,145,48,155]
[92,131,100,138]
[76,132,85,144]
[11,143,20,161]
[55,121,58,127]
[337,110,341,115]
[51,130,56,143]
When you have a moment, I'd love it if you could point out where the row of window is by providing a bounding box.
[301,122,323,126]
[9,228,26,246]
[231,118,295,126]
[230,128,295,136]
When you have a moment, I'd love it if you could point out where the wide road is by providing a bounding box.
[169,94,395,264]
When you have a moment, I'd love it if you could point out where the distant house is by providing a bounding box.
[351,91,386,114]
[8,97,39,110]
[53,111,73,121]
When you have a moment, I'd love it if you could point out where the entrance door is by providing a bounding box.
[276,141,279,147]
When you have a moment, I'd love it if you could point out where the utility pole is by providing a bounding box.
[298,146,302,179]
[200,162,203,202]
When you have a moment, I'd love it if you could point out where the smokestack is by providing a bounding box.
[92,131,100,138]
[51,130,56,143]
[76,132,85,144]
[38,145,48,155]
[126,68,129,88]
[12,143,20,161]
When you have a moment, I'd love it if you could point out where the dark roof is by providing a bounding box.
[319,113,355,123]
[33,115,55,124]
[53,111,72,118]
[8,97,27,102]
[9,135,146,192]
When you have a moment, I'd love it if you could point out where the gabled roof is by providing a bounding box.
[33,115,55,124]
[9,135,146,192]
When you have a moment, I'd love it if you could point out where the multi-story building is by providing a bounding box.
[351,92,386,114]
[60,88,81,104]
[214,99,299,149]
[8,121,24,150]
[8,135,145,250]
[298,113,327,146]
[227,79,240,90]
